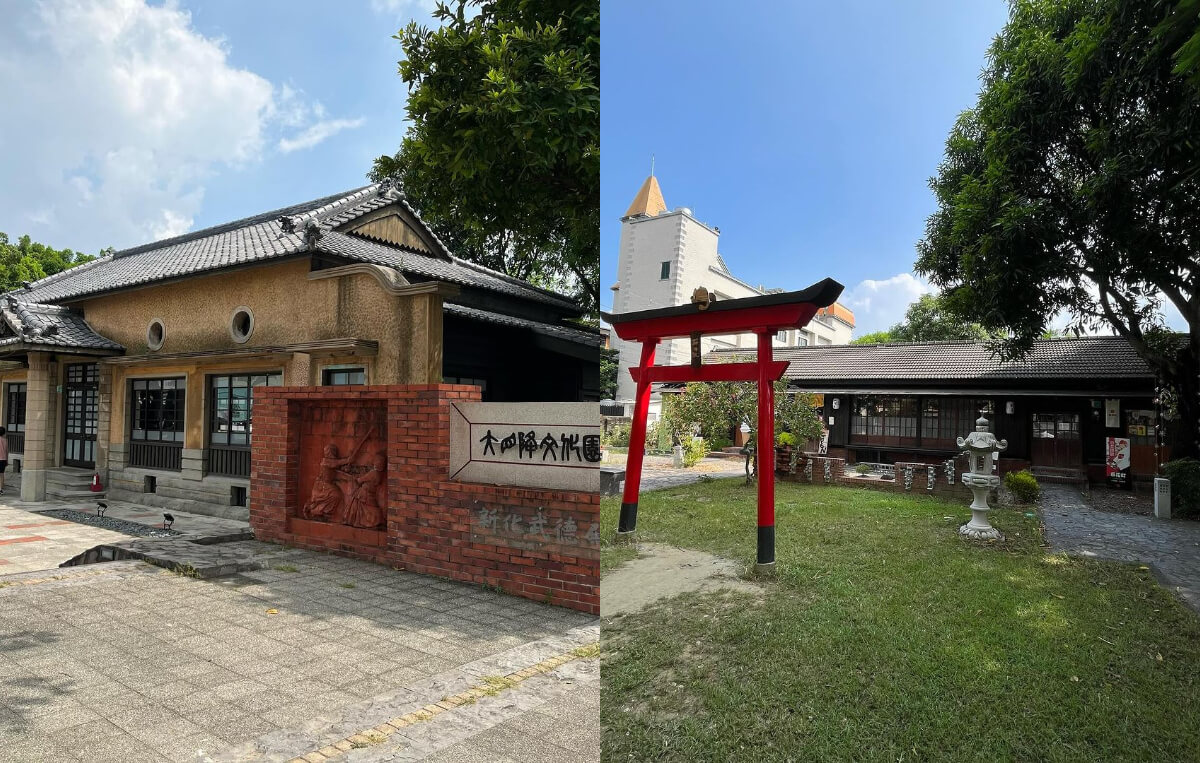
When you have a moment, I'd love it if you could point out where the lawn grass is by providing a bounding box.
[601,478,1200,761]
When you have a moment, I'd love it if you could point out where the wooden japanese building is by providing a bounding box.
[0,182,599,517]
[713,336,1168,484]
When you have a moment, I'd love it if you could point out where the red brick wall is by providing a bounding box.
[251,385,599,614]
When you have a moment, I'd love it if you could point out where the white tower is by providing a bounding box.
[609,174,855,407]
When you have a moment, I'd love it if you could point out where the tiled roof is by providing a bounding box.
[624,174,667,217]
[0,299,123,352]
[711,336,1154,382]
[11,183,577,314]
[314,230,579,311]
[443,302,601,348]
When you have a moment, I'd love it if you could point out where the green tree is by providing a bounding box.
[916,0,1200,458]
[600,346,618,399]
[851,330,895,345]
[889,294,994,342]
[0,233,96,294]
[662,380,821,447]
[371,0,599,313]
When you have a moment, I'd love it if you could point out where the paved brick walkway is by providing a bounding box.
[0,501,598,762]
[1040,484,1200,612]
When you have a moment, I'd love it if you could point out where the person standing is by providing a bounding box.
[0,427,9,495]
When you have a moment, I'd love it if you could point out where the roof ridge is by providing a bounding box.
[109,185,374,260]
[712,335,1129,352]
[449,257,578,306]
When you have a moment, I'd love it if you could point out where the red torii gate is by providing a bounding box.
[602,278,844,570]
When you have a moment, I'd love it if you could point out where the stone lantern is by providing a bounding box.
[957,413,1007,540]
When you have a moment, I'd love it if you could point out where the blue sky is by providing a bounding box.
[0,0,437,254]
[601,1,1013,334]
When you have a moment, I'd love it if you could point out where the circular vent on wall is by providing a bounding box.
[147,319,165,351]
[230,307,254,344]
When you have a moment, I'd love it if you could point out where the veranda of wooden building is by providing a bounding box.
[711,336,1171,486]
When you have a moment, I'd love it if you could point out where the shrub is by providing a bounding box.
[708,433,732,451]
[777,432,798,448]
[604,423,630,448]
[680,436,708,468]
[853,463,872,476]
[1163,458,1200,519]
[1003,469,1041,503]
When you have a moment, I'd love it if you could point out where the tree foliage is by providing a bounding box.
[600,346,618,399]
[851,294,994,344]
[916,0,1200,458]
[851,330,896,345]
[662,381,822,448]
[0,233,95,293]
[371,0,599,313]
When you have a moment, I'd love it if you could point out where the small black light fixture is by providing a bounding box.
[162,513,174,530]
[96,501,107,518]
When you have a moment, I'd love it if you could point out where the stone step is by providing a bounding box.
[48,488,107,500]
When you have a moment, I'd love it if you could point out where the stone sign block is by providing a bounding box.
[449,402,601,491]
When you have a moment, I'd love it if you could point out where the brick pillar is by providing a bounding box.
[94,363,113,484]
[21,352,51,501]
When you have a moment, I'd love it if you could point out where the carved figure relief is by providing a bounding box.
[297,406,387,530]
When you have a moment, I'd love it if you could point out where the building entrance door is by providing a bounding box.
[63,363,99,468]
[1030,412,1082,469]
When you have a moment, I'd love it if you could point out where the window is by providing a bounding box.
[322,367,366,386]
[229,307,254,343]
[849,395,918,445]
[660,261,671,280]
[5,382,26,433]
[798,333,810,347]
[921,398,994,447]
[130,378,185,442]
[209,373,281,446]
[147,319,165,351]
[776,330,787,343]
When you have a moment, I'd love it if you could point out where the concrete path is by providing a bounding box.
[604,453,745,493]
[1040,484,1200,612]
[0,552,597,762]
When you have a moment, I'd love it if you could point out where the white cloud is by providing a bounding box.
[0,0,362,252]
[279,117,366,153]
[843,273,934,336]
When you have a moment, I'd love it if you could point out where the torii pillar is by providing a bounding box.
[602,278,844,571]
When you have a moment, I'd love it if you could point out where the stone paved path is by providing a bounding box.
[0,499,249,575]
[604,453,745,493]
[1040,484,1200,612]
[0,542,596,761]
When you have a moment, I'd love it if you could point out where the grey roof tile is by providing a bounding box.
[13,184,576,312]
[0,299,123,351]
[443,302,601,347]
[314,230,579,310]
[711,336,1154,382]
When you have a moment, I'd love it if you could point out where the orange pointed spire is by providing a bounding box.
[624,174,667,218]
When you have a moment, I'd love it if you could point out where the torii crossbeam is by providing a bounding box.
[602,278,844,570]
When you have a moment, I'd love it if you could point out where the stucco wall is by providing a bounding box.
[78,259,344,353]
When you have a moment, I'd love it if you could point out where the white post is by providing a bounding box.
[1154,477,1172,519]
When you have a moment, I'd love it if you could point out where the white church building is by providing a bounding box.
[607,174,855,414]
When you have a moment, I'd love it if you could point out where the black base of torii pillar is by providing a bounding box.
[602,278,844,572]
